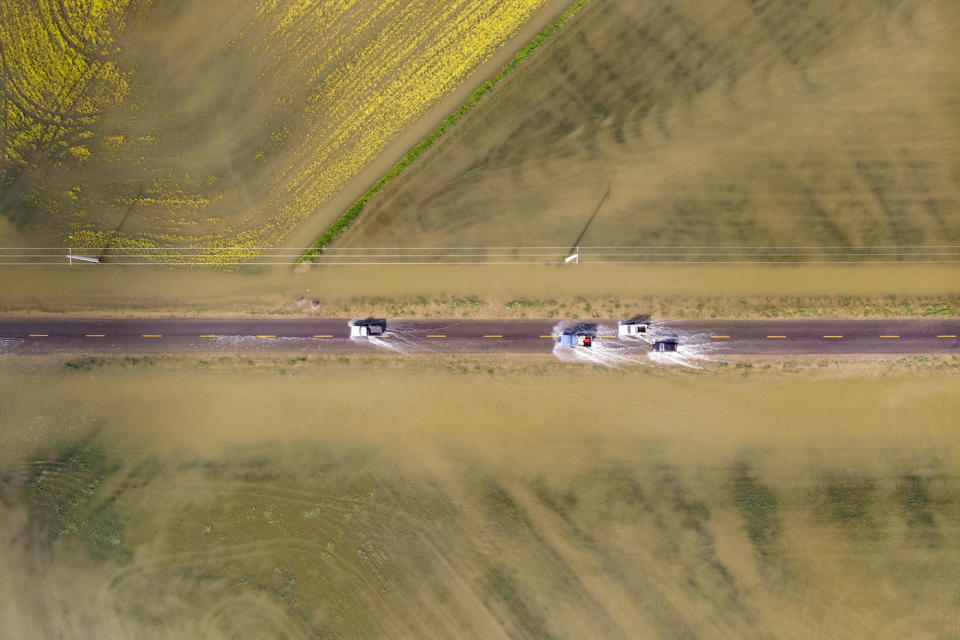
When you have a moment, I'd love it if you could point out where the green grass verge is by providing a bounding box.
[300,0,591,262]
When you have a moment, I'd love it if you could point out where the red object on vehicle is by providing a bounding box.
[583,336,592,347]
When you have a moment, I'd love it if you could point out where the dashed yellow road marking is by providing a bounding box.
[483,335,503,338]
[426,334,446,338]
[540,335,554,338]
[28,334,48,337]
[256,334,276,338]
[766,335,786,339]
[823,335,843,339]
[938,334,957,339]
[599,335,617,339]
[313,334,334,338]
[711,335,730,339]
[199,334,219,338]
[85,334,105,337]
[880,335,900,339]
[142,334,162,338]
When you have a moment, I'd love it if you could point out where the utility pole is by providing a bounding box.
[66,249,100,264]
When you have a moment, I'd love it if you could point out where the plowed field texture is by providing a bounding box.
[0,0,552,250]
[2,358,959,638]
[342,0,960,254]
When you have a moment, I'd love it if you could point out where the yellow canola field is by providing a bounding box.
[250,0,555,249]
[0,0,551,254]
[0,0,132,171]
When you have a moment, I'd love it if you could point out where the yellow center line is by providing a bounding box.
[540,335,554,338]
[85,334,105,338]
[823,335,843,339]
[766,335,787,339]
[28,334,48,337]
[880,335,900,339]
[598,335,617,339]
[380,334,391,338]
[426,334,446,338]
[256,334,276,338]
[483,335,503,338]
[711,335,730,339]
[938,334,957,338]
[199,334,219,338]
[313,334,334,338]
[142,334,162,338]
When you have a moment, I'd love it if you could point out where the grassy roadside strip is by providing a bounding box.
[308,294,959,320]
[299,0,591,262]
[33,353,960,376]
[1,294,955,320]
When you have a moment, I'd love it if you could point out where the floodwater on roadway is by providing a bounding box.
[552,320,725,368]
[349,322,431,355]
[1,357,958,638]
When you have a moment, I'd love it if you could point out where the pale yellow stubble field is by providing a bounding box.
[343,0,960,254]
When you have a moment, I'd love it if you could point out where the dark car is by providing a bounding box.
[651,337,679,352]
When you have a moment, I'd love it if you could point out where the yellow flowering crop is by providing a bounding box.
[1,0,551,257]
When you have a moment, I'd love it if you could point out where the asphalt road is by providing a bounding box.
[0,318,957,355]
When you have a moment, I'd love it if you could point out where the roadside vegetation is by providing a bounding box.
[298,293,960,321]
[13,350,960,381]
[2,289,956,320]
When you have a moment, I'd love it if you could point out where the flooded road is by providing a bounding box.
[0,318,956,360]
[1,357,959,638]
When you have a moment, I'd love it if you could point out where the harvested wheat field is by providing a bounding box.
[0,0,554,250]
[342,0,960,253]
[1,358,959,639]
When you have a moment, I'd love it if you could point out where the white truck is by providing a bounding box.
[349,318,387,338]
[618,317,650,337]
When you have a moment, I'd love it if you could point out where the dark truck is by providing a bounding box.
[651,337,680,352]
